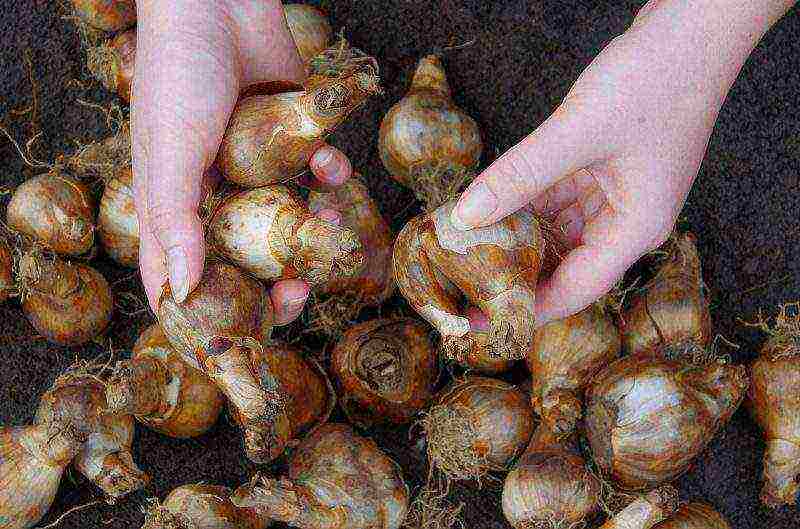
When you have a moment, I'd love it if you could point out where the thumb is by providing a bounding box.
[451,102,603,230]
[132,1,241,308]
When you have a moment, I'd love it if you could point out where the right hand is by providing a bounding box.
[132,0,352,324]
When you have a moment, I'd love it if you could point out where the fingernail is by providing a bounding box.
[451,182,498,230]
[311,146,334,168]
[166,246,190,304]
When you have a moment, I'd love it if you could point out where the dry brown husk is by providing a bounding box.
[141,484,270,529]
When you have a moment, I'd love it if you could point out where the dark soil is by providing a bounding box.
[1,1,799,528]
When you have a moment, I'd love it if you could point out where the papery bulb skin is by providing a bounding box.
[18,250,113,346]
[585,354,749,490]
[141,484,270,529]
[307,176,395,306]
[747,305,800,507]
[89,28,136,102]
[622,233,711,356]
[35,371,149,501]
[394,200,543,361]
[69,0,136,32]
[218,42,381,187]
[199,337,334,464]
[599,486,680,529]
[208,185,364,286]
[231,424,409,529]
[284,4,332,64]
[158,260,275,365]
[379,55,482,209]
[331,318,438,428]
[653,503,730,529]
[0,240,13,302]
[98,166,138,267]
[527,303,621,436]
[502,424,600,529]
[106,324,225,438]
[66,119,132,181]
[7,173,96,256]
[454,329,516,373]
[423,376,535,481]
[0,425,82,529]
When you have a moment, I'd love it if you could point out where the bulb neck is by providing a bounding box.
[293,217,364,286]
[232,477,345,529]
[106,357,169,418]
[410,54,451,96]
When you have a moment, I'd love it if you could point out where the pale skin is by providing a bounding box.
[133,0,797,326]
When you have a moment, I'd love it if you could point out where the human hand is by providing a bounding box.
[450,0,778,326]
[132,0,352,324]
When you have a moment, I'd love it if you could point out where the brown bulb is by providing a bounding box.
[231,424,409,529]
[502,424,600,528]
[331,318,439,428]
[284,4,332,65]
[98,166,138,267]
[622,233,711,356]
[307,176,395,327]
[7,173,95,256]
[69,0,136,32]
[158,260,275,365]
[142,484,270,529]
[654,502,731,529]
[106,324,226,438]
[599,486,680,529]
[199,337,334,464]
[527,303,621,436]
[747,304,800,507]
[18,249,113,346]
[423,376,535,481]
[218,40,381,187]
[0,424,82,529]
[88,28,136,102]
[35,368,149,501]
[585,352,749,490]
[394,200,543,361]
[379,55,482,209]
[208,185,364,286]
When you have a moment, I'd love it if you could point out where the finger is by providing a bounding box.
[534,208,664,326]
[451,103,606,230]
[138,221,167,311]
[315,208,342,225]
[552,185,608,248]
[132,2,241,307]
[270,279,310,326]
[309,145,352,187]
[531,168,597,215]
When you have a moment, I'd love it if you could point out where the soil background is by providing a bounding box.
[1,1,799,528]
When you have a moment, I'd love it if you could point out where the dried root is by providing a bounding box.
[409,161,475,211]
[741,303,800,360]
[402,485,464,529]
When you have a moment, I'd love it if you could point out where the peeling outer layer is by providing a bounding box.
[218,40,381,187]
[502,424,600,529]
[208,185,364,286]
[231,424,409,529]
[6,172,96,256]
[66,119,131,181]
[308,176,395,307]
[98,166,139,267]
[331,318,439,428]
[599,486,680,529]
[199,337,334,464]
[450,328,516,374]
[393,200,543,361]
[0,239,14,302]
[141,484,271,529]
[622,232,711,357]
[34,370,149,501]
[654,502,731,529]
[88,28,136,102]
[0,425,82,529]
[17,249,113,346]
[746,306,800,507]
[105,324,225,439]
[284,4,332,65]
[585,353,749,490]
[69,0,136,32]
[527,303,621,436]
[423,376,535,482]
[378,54,482,209]
[158,260,275,366]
